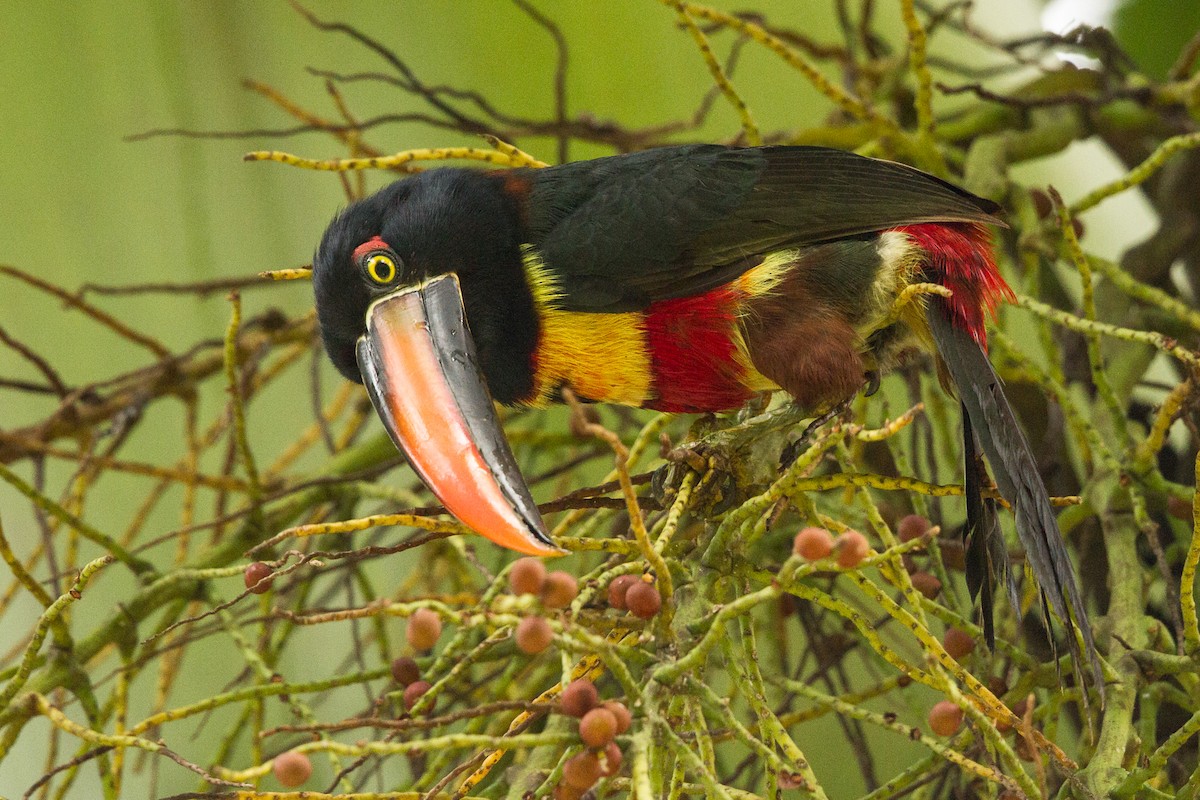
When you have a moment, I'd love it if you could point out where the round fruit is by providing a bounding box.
[244,562,274,594]
[599,741,623,777]
[273,750,312,787]
[602,700,632,734]
[579,707,618,748]
[562,751,602,789]
[793,527,834,560]
[928,700,964,737]
[390,656,420,686]
[542,571,579,609]
[561,679,599,718]
[509,557,547,595]
[896,514,930,542]
[607,575,637,609]
[404,680,432,711]
[910,571,942,599]
[835,530,870,568]
[943,627,975,660]
[626,580,662,619]
[406,608,442,651]
[516,616,554,654]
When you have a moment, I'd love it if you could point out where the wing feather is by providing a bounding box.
[523,145,1001,311]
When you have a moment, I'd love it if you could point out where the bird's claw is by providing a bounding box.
[779,397,855,468]
[863,370,881,397]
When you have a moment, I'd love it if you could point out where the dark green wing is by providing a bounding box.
[523,145,1001,312]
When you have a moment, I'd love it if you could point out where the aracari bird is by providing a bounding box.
[312,144,1101,690]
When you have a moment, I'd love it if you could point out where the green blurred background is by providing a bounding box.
[0,0,1191,795]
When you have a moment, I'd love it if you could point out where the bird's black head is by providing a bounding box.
[310,167,558,557]
[312,167,537,401]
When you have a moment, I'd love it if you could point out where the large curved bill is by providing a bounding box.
[357,273,562,556]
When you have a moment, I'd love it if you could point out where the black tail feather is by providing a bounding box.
[961,411,1010,650]
[927,302,1104,702]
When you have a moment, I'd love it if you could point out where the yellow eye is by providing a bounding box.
[365,253,397,284]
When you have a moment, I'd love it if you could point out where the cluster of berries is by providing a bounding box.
[508,557,580,653]
[250,555,659,790]
[554,679,630,797]
[605,574,662,619]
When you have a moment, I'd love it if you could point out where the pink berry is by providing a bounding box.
[835,530,870,568]
[943,628,976,660]
[541,571,579,609]
[607,575,637,609]
[561,680,598,718]
[579,707,618,748]
[626,581,662,619]
[793,527,834,560]
[928,700,964,736]
[515,616,554,654]
[509,557,547,595]
[244,562,274,594]
[404,680,432,711]
[406,608,442,651]
[390,656,420,686]
[272,750,312,787]
[896,514,930,542]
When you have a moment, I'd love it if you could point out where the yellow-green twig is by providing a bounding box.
[1183,447,1200,653]
[259,267,312,281]
[563,387,675,632]
[674,2,897,133]
[128,667,389,737]
[481,135,547,168]
[25,692,247,788]
[244,146,535,172]
[1135,380,1192,470]
[899,0,946,173]
[0,555,114,708]
[250,513,467,555]
[1016,294,1200,369]
[666,0,761,144]
[1071,131,1200,214]
[219,732,577,782]
[1088,254,1200,333]
[1054,191,1134,450]
[224,293,265,533]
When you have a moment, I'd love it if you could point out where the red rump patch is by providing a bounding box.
[352,236,390,262]
[895,223,1014,349]
[643,287,754,413]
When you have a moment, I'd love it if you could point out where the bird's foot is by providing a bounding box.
[654,438,741,516]
[652,407,805,515]
[779,396,856,469]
